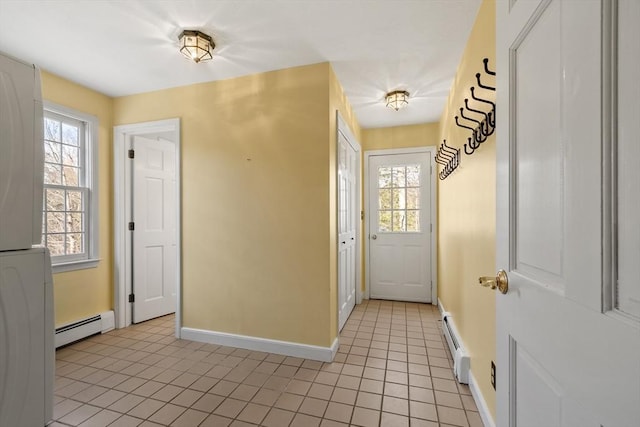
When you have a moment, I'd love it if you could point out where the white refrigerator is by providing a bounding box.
[0,52,54,426]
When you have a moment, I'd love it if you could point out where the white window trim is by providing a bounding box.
[44,101,100,273]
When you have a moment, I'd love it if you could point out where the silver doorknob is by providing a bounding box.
[371,234,377,240]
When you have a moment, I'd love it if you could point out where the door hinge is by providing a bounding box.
[128,293,135,303]
[361,211,364,220]
[491,361,496,390]
[128,149,135,159]
[128,222,135,231]
[430,223,433,232]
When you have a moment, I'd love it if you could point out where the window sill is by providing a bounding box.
[52,258,100,274]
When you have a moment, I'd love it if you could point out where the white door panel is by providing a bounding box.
[368,152,432,303]
[496,1,640,426]
[338,128,358,331]
[132,136,177,323]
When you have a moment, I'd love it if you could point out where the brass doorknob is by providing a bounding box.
[478,270,509,294]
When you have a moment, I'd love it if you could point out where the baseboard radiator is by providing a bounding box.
[55,310,115,348]
[441,311,470,384]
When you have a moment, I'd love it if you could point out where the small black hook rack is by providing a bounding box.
[435,140,460,180]
[454,57,496,156]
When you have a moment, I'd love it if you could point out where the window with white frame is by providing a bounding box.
[42,103,98,271]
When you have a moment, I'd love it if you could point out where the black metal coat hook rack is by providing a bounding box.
[454,57,496,156]
[435,140,460,180]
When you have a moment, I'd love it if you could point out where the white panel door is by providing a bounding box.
[338,130,357,331]
[496,1,640,426]
[368,152,432,302]
[132,136,177,323]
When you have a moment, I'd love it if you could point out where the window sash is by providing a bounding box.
[44,111,86,187]
[42,106,96,266]
[43,184,90,262]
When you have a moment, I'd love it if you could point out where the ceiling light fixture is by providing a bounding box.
[179,30,215,63]
[385,90,410,111]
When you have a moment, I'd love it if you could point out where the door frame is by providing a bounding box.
[364,147,438,303]
[113,118,181,336]
[336,112,362,309]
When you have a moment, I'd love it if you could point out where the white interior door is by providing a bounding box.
[338,130,357,331]
[132,136,177,323]
[368,152,432,302]
[496,1,640,426]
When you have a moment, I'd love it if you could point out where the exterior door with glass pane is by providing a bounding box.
[368,152,432,302]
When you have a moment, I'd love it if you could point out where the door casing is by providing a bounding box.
[113,118,181,334]
[364,147,438,303]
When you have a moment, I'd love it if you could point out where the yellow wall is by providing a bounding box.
[114,62,348,348]
[437,0,496,418]
[362,123,439,151]
[41,71,114,327]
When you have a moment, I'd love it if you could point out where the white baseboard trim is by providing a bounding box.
[469,370,496,427]
[437,298,470,384]
[181,327,339,362]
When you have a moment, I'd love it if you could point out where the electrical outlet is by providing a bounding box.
[491,361,496,390]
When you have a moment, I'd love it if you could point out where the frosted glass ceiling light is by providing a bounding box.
[385,90,410,111]
[179,30,215,63]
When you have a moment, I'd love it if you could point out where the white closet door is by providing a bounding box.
[132,136,177,323]
[338,131,357,331]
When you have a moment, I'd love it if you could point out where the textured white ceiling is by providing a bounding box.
[0,0,481,129]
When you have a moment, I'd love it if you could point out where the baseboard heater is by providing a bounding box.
[55,310,115,348]
[441,311,470,384]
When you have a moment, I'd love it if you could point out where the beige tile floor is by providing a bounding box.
[51,300,483,427]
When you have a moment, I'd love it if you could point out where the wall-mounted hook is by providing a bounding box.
[442,140,458,153]
[458,110,487,145]
[459,108,488,144]
[464,99,493,136]
[470,87,495,110]
[455,115,476,134]
[435,155,449,167]
[470,87,496,128]
[464,137,478,155]
[475,73,495,91]
[460,107,482,129]
[483,58,496,76]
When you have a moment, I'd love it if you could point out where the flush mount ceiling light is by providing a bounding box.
[385,90,410,111]
[179,30,215,63]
